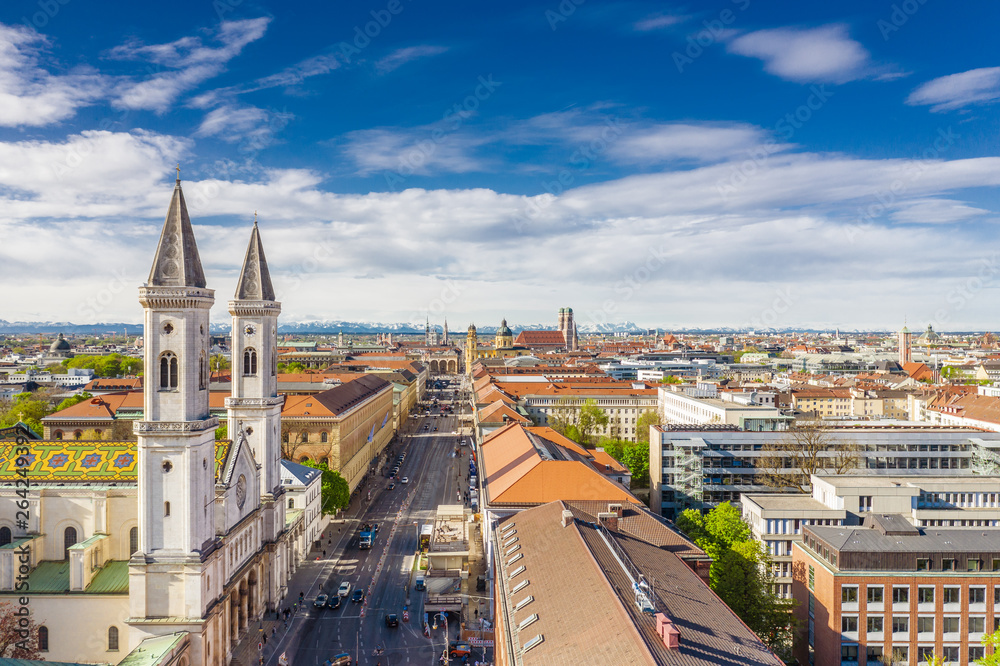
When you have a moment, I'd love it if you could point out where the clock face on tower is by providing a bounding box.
[244,324,256,336]
[236,475,247,509]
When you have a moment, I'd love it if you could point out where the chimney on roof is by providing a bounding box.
[597,511,618,532]
[655,613,681,649]
[560,509,574,528]
[607,503,623,517]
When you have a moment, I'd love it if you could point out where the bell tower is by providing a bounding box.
[130,170,217,647]
[227,215,285,529]
[465,324,478,373]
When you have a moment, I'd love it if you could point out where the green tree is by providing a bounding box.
[210,354,230,372]
[599,438,650,487]
[278,361,306,374]
[732,348,761,363]
[975,628,1000,665]
[577,399,609,444]
[659,374,682,385]
[0,392,54,435]
[301,460,350,514]
[676,503,794,658]
[635,410,659,444]
[56,391,93,412]
[215,422,228,441]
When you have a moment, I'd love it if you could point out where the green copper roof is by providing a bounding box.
[117,633,187,666]
[23,560,129,594]
[87,560,129,594]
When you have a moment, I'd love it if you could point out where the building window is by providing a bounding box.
[971,647,986,662]
[866,646,883,661]
[917,616,934,634]
[808,565,815,590]
[892,586,909,604]
[840,644,858,662]
[866,616,883,633]
[970,616,986,633]
[943,587,960,604]
[842,586,858,604]
[53,430,62,440]
[867,586,883,604]
[917,587,934,604]
[300,431,308,443]
[942,558,956,571]
[969,558,982,571]
[891,616,909,633]
[164,502,170,517]
[842,616,858,632]
[0,527,10,547]
[108,626,119,651]
[320,431,328,443]
[916,557,930,571]
[129,527,138,556]
[63,526,77,560]
[942,646,959,662]
[243,348,258,376]
[160,352,178,389]
[38,626,48,651]
[288,499,294,509]
[969,587,986,605]
[942,616,960,633]
[199,353,206,390]
[858,495,873,512]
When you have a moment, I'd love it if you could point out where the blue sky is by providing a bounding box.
[1,0,1000,330]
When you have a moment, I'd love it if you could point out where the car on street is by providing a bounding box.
[388,482,396,490]
[337,582,351,597]
[313,594,328,608]
[326,594,342,610]
[328,653,352,666]
[385,613,399,627]
[351,589,365,603]
[401,476,408,484]
[449,642,472,658]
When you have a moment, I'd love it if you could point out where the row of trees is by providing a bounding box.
[60,353,142,377]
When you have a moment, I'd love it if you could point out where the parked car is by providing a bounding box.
[385,613,399,627]
[337,582,351,597]
[351,589,365,603]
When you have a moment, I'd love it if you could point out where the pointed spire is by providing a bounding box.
[234,215,275,300]
[148,169,207,288]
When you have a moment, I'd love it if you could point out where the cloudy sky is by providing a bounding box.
[1,0,999,331]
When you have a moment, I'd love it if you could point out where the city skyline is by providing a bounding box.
[1,1,1000,329]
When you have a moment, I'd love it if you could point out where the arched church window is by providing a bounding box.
[300,431,308,443]
[199,353,206,390]
[74,430,82,440]
[320,431,328,443]
[53,430,62,440]
[108,626,119,651]
[0,526,11,546]
[38,626,48,651]
[160,352,178,389]
[129,527,138,555]
[63,526,77,560]
[288,498,294,509]
[244,348,258,376]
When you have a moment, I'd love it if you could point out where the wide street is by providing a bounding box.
[258,376,474,666]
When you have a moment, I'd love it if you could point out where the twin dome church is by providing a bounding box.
[0,174,304,665]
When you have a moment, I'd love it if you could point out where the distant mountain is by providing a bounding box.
[0,319,649,336]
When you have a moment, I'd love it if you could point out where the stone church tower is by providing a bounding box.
[227,216,286,541]
[129,172,218,659]
[465,324,478,373]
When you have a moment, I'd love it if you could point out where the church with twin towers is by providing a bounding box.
[0,172,303,665]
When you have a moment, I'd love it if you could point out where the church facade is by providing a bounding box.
[0,176,304,665]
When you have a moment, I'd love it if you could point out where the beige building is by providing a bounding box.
[281,374,394,491]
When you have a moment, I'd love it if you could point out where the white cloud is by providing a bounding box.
[606,123,782,164]
[375,45,448,73]
[728,24,871,83]
[906,67,1000,112]
[633,14,686,31]
[0,23,106,127]
[341,126,490,176]
[110,18,270,112]
[4,129,1000,329]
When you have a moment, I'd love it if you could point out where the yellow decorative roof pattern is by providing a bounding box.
[0,439,233,482]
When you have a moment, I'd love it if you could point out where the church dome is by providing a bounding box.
[468,323,477,334]
[497,319,512,337]
[49,333,71,352]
